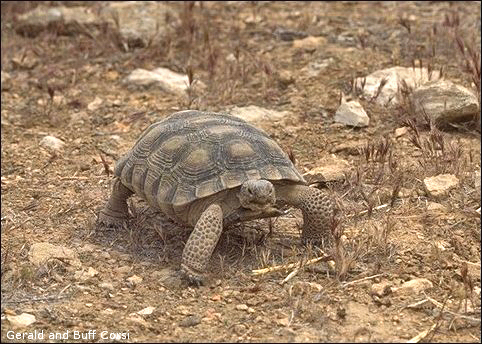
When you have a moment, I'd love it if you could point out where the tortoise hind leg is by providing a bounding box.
[98,179,133,227]
[181,203,223,285]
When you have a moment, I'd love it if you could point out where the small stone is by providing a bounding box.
[423,174,459,199]
[334,100,370,127]
[7,313,36,327]
[85,303,93,307]
[226,53,236,63]
[393,278,433,295]
[29,242,81,267]
[136,306,155,315]
[371,281,393,297]
[228,105,291,124]
[98,282,115,291]
[475,169,481,194]
[1,71,11,91]
[74,266,99,282]
[87,96,103,111]
[115,266,131,274]
[292,36,326,52]
[124,68,205,96]
[179,315,201,327]
[426,202,446,212]
[247,307,255,314]
[39,136,65,152]
[102,308,114,315]
[290,281,323,297]
[79,244,96,253]
[236,304,249,311]
[126,274,143,286]
[394,127,408,138]
[303,155,351,183]
[177,305,191,316]
[99,251,111,259]
[211,294,221,301]
[273,27,308,41]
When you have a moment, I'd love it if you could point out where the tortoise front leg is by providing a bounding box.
[181,203,223,285]
[98,178,133,227]
[277,184,335,247]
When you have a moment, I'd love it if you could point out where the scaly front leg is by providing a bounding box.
[181,203,223,285]
[277,184,335,247]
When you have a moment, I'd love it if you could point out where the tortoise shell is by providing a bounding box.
[115,110,306,209]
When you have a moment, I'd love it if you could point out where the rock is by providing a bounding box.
[236,304,249,311]
[211,294,221,301]
[40,136,65,151]
[303,155,351,183]
[1,71,12,91]
[11,51,39,70]
[179,315,201,327]
[475,169,481,193]
[6,313,36,327]
[394,127,408,138]
[331,140,366,155]
[136,306,155,316]
[151,267,182,289]
[98,282,115,291]
[410,79,479,127]
[29,242,81,268]
[87,97,103,112]
[334,100,370,127]
[426,202,446,212]
[393,278,433,295]
[15,5,99,37]
[15,3,178,48]
[228,105,291,124]
[301,59,333,78]
[354,66,441,106]
[370,281,393,297]
[423,174,459,199]
[292,36,326,52]
[78,244,97,253]
[273,27,308,41]
[98,2,179,48]
[289,281,323,297]
[126,274,143,287]
[115,265,131,275]
[124,67,205,96]
[74,267,99,282]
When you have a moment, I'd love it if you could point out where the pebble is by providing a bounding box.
[126,274,143,287]
[423,174,459,199]
[179,315,201,327]
[211,294,221,301]
[28,242,81,267]
[392,278,433,295]
[370,281,393,297]
[39,136,65,152]
[98,282,115,291]
[236,304,248,311]
[7,313,36,327]
[334,100,370,127]
[394,127,408,138]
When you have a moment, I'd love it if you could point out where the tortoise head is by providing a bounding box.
[237,179,276,212]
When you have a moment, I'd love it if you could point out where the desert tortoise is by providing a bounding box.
[99,110,334,283]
